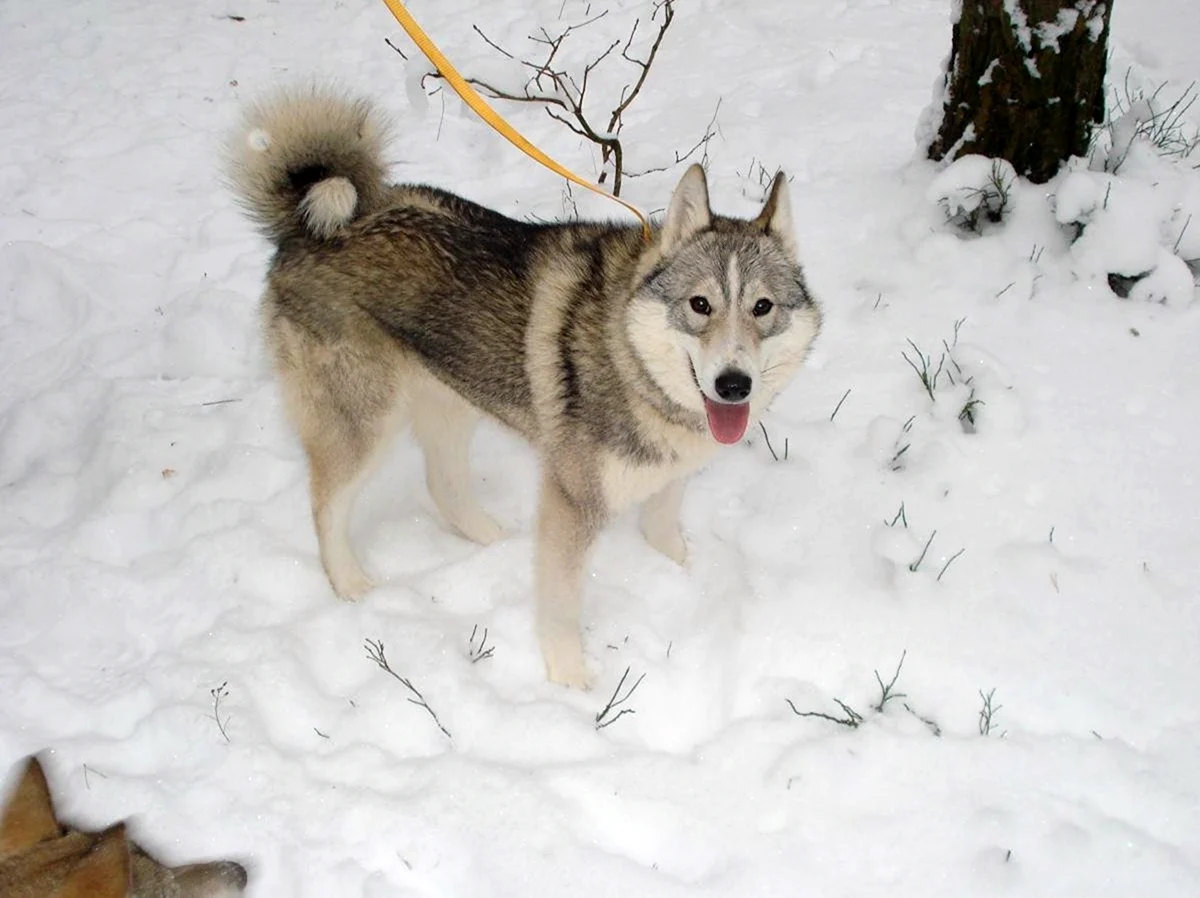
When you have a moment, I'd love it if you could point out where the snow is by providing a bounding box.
[1127,247,1195,306]
[977,58,1000,86]
[1058,173,1165,275]
[1034,6,1080,53]
[1004,0,1034,54]
[2,1,1200,896]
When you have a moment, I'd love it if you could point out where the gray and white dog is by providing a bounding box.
[226,86,821,687]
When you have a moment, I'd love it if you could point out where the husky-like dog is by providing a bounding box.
[0,755,247,897]
[226,87,821,688]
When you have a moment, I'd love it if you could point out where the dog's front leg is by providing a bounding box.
[535,472,600,689]
[640,477,688,564]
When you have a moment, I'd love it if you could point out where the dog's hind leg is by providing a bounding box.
[272,316,404,600]
[535,472,601,689]
[307,435,380,600]
[640,476,688,565]
[411,381,506,546]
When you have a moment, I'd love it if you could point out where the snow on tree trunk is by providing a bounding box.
[926,0,1113,184]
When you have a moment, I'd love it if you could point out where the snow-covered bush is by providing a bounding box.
[1047,70,1200,307]
[925,67,1200,308]
[1090,76,1200,174]
[927,154,1017,234]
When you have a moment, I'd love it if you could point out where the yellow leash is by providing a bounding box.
[380,0,653,241]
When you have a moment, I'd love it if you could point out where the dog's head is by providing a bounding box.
[0,756,248,898]
[628,163,821,444]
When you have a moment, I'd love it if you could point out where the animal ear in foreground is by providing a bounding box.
[0,754,250,897]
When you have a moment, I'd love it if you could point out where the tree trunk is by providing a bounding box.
[927,0,1114,184]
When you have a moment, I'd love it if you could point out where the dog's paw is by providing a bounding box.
[456,512,507,547]
[548,661,593,691]
[543,640,592,690]
[329,566,374,601]
[644,526,688,566]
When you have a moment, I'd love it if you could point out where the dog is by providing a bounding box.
[0,755,247,897]
[225,86,821,688]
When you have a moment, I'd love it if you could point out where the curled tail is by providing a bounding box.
[225,86,391,243]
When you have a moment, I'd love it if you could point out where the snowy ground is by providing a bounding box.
[2,0,1199,895]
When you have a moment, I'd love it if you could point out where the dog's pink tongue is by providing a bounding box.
[704,399,751,445]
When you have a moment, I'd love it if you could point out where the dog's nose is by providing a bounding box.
[714,369,752,402]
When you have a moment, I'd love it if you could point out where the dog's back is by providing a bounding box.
[0,756,247,898]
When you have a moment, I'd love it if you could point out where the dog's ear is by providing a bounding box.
[0,756,61,857]
[753,171,797,258]
[661,163,711,255]
[59,823,131,898]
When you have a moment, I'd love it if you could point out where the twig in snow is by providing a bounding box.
[383,36,408,60]
[365,639,452,740]
[737,155,794,202]
[901,339,944,402]
[937,547,966,581]
[889,417,915,472]
[903,703,942,737]
[872,650,908,713]
[977,687,1003,736]
[758,421,789,462]
[595,666,645,730]
[82,764,108,791]
[468,625,495,663]
[829,388,852,423]
[1174,214,1192,254]
[786,697,863,729]
[210,681,231,743]
[908,530,937,572]
[958,395,984,432]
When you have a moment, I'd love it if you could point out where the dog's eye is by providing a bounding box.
[689,296,712,316]
[752,298,774,317]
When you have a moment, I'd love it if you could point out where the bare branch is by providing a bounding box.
[365,638,452,740]
[786,697,863,728]
[209,682,231,743]
[384,37,408,60]
[468,625,495,663]
[572,39,621,106]
[404,3,675,198]
[624,96,724,178]
[609,0,674,130]
[475,78,567,109]
[547,107,592,140]
[472,24,514,59]
[595,666,646,730]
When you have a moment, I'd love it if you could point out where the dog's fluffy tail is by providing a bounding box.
[225,86,391,244]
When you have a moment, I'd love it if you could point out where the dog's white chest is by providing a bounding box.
[600,438,716,512]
